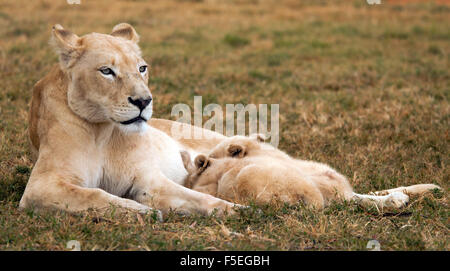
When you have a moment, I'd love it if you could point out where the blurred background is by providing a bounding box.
[0,0,448,250]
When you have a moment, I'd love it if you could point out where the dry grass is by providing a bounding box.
[0,0,448,250]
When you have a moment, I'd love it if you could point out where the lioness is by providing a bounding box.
[180,135,441,209]
[19,23,241,218]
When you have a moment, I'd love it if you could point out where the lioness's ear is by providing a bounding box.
[227,144,246,158]
[111,23,139,43]
[194,154,209,173]
[51,24,82,68]
[250,133,267,142]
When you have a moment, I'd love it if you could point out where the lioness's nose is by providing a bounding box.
[128,96,152,111]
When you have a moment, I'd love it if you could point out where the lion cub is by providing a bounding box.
[206,135,355,205]
[180,135,336,208]
[181,135,441,209]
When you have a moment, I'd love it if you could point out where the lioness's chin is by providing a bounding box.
[114,107,152,134]
[117,120,149,134]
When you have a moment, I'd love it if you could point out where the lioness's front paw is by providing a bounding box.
[232,203,248,210]
[139,207,163,222]
[152,209,164,222]
[207,202,242,216]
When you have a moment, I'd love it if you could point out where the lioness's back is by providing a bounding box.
[28,65,66,156]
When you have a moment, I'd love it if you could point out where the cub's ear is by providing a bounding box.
[227,144,246,158]
[250,133,267,142]
[180,151,192,172]
[194,154,210,173]
[51,24,82,68]
[111,23,139,43]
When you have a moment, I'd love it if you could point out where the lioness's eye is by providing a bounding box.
[139,65,147,73]
[99,67,115,76]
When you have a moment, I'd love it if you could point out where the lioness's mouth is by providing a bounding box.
[120,116,147,125]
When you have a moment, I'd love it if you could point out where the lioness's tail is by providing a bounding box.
[352,184,441,210]
[371,183,441,196]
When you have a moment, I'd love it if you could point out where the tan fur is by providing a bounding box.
[20,24,240,218]
[182,135,442,210]
[182,153,325,208]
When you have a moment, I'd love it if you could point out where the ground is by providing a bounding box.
[0,0,448,250]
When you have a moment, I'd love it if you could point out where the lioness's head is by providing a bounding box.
[51,23,152,133]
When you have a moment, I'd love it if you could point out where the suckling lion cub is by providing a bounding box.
[181,135,441,209]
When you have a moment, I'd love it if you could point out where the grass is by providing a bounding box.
[0,0,449,250]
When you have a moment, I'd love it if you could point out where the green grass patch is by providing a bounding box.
[0,0,448,251]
